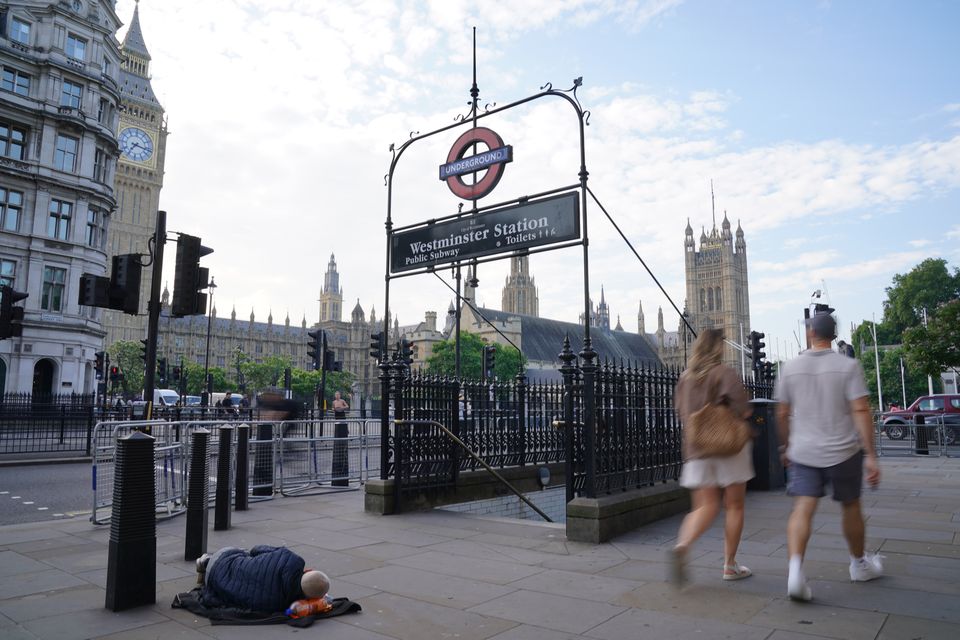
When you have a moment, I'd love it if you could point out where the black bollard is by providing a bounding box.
[332,412,349,487]
[184,428,210,562]
[252,423,274,496]
[105,431,156,611]
[214,426,234,531]
[915,415,929,455]
[235,424,250,511]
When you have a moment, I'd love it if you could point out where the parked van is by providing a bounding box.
[153,389,181,407]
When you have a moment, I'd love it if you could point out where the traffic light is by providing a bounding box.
[323,348,335,372]
[157,357,168,385]
[109,254,142,315]
[172,234,213,317]
[761,361,776,382]
[78,274,111,308]
[94,351,106,380]
[138,338,148,363]
[171,366,181,382]
[749,330,766,367]
[109,365,122,383]
[306,329,322,370]
[0,285,28,339]
[369,331,384,362]
[399,338,414,365]
[482,344,496,380]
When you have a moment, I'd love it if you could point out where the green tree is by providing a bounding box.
[903,298,960,380]
[108,340,144,399]
[858,344,929,411]
[426,332,525,380]
[242,355,292,392]
[180,362,229,395]
[882,258,960,336]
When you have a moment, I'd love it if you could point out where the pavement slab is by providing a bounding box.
[341,564,516,609]
[345,592,517,640]
[468,588,626,634]
[584,607,772,640]
[746,599,887,640]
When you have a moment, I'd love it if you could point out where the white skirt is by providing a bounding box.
[680,441,755,489]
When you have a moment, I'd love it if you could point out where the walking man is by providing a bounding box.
[775,311,882,601]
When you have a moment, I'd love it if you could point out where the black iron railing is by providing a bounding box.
[381,338,778,511]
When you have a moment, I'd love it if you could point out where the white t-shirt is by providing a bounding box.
[774,348,869,467]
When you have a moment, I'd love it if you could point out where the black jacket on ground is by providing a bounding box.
[202,545,305,612]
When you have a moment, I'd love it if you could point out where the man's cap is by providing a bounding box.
[806,312,837,340]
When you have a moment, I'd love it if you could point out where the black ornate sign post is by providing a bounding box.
[380,29,597,496]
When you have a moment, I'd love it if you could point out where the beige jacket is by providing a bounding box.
[674,364,751,460]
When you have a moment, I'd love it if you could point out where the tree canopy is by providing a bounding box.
[853,258,960,408]
[882,258,960,335]
[426,332,526,380]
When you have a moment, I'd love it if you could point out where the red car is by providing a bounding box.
[881,394,960,445]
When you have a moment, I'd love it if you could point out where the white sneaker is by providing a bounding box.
[850,553,884,582]
[787,568,812,602]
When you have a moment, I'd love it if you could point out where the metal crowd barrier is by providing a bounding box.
[90,418,383,524]
[277,418,369,496]
[90,420,189,525]
[875,413,954,457]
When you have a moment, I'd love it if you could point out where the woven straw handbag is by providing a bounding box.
[686,372,750,457]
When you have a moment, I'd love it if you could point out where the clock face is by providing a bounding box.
[118,127,154,163]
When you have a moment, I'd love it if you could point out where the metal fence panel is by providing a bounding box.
[278,419,368,496]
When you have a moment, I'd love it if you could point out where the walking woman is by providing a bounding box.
[671,328,754,586]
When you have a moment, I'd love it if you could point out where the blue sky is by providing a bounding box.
[117,0,959,361]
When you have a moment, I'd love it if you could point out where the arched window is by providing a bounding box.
[700,289,706,312]
[715,287,722,311]
[708,289,714,311]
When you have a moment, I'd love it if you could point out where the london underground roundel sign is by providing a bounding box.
[439,127,513,200]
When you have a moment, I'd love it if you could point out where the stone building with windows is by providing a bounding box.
[155,285,312,379]
[0,1,124,395]
[100,1,166,346]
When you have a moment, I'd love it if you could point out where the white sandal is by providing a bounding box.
[723,563,752,581]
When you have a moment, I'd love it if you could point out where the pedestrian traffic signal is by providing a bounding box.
[399,338,414,365]
[369,331,384,362]
[172,234,213,317]
[0,285,28,340]
[138,338,148,363]
[482,344,496,380]
[94,351,106,380]
[306,329,323,370]
[749,330,766,367]
[109,365,122,383]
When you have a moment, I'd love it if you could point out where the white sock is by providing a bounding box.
[789,555,803,577]
[850,554,862,564]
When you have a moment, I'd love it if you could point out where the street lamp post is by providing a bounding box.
[202,276,217,405]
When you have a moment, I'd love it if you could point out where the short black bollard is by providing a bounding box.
[184,428,210,562]
[105,431,156,611]
[332,412,349,487]
[215,426,234,531]
[252,423,274,496]
[235,424,250,511]
[915,415,929,455]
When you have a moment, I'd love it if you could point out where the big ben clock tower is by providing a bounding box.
[103,2,168,346]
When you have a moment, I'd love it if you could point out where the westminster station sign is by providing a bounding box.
[391,192,580,273]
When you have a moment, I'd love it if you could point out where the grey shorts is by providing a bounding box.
[787,452,863,502]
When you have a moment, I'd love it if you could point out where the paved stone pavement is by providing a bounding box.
[0,456,958,639]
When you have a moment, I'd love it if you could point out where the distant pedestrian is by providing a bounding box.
[671,328,754,586]
[775,311,882,602]
[332,391,349,418]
